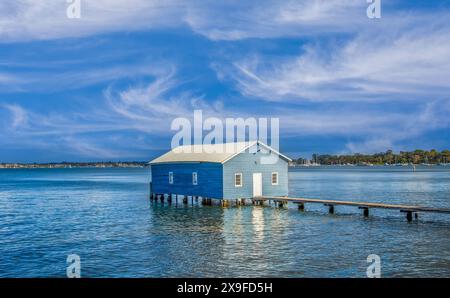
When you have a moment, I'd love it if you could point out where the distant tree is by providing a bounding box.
[295,149,449,165]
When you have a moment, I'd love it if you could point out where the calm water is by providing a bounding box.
[0,166,449,277]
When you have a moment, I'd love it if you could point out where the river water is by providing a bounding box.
[0,166,449,277]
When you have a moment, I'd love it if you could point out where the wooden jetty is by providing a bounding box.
[256,196,450,222]
[149,188,450,222]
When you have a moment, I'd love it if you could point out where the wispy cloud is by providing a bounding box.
[0,0,184,42]
[0,73,17,83]
[213,13,450,102]
[185,0,367,40]
[62,136,127,159]
[104,66,224,133]
[0,1,380,42]
[1,104,28,128]
[345,138,394,154]
[0,62,170,93]
[0,67,223,158]
[343,99,450,153]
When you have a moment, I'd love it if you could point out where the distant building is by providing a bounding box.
[149,141,291,199]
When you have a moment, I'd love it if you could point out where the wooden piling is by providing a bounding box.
[326,204,335,214]
[149,182,152,200]
[400,210,415,222]
[406,211,413,222]
[364,208,369,217]
[298,203,305,211]
[359,206,369,217]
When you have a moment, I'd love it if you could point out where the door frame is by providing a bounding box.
[252,172,262,198]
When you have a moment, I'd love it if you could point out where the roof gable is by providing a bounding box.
[149,141,291,164]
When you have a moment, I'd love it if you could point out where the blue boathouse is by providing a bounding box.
[149,141,291,202]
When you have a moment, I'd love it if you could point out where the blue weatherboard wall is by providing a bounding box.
[151,162,223,198]
[222,147,289,199]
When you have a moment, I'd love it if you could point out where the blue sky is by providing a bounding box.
[1,0,450,162]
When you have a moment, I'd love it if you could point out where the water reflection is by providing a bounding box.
[252,207,265,243]
[146,204,227,277]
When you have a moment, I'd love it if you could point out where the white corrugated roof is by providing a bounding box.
[149,141,291,164]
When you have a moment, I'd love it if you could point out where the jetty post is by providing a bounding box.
[325,204,335,214]
[401,210,417,222]
[298,202,305,211]
[359,206,369,217]
[149,182,152,200]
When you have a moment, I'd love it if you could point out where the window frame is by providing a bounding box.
[234,173,243,187]
[271,172,279,185]
[192,172,198,185]
[168,171,173,184]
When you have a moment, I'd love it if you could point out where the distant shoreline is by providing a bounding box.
[0,162,149,169]
[290,163,449,168]
[1,162,449,169]
[295,149,449,166]
[2,149,449,169]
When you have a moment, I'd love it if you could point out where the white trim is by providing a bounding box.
[220,140,292,164]
[192,172,198,185]
[169,172,173,184]
[271,172,279,185]
[234,173,243,187]
[257,141,292,162]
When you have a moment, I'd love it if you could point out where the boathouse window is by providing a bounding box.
[192,172,198,185]
[169,172,173,184]
[271,172,278,185]
[235,173,242,187]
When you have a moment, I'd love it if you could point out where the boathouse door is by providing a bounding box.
[252,173,262,198]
